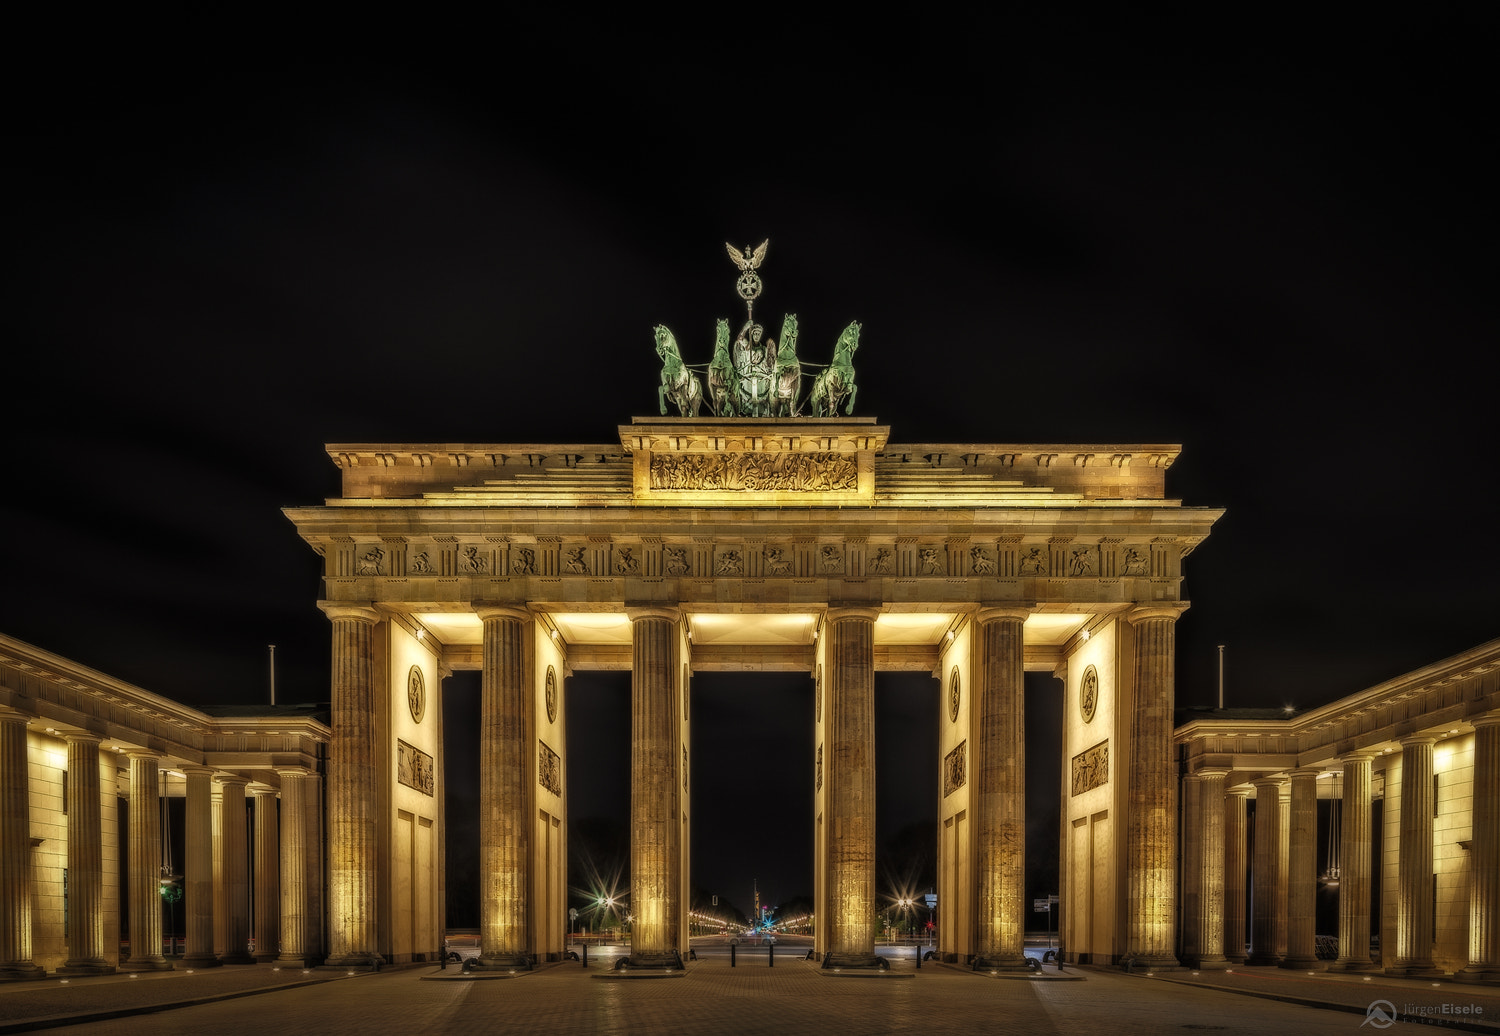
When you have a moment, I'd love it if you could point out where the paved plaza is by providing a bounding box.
[3,951,1495,1036]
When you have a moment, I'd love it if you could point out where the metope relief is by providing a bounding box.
[565,547,589,574]
[919,548,944,574]
[869,548,894,574]
[614,547,639,574]
[1122,546,1150,576]
[715,550,743,575]
[969,547,995,575]
[397,740,434,796]
[1070,740,1109,796]
[357,547,385,575]
[648,451,857,492]
[458,546,489,574]
[664,546,690,575]
[820,545,843,572]
[539,740,562,796]
[1018,547,1046,575]
[1068,549,1097,577]
[763,545,791,574]
[943,740,967,797]
[511,548,536,575]
[409,550,433,574]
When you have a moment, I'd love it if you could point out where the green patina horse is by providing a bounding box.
[771,313,802,418]
[655,325,703,417]
[707,319,736,417]
[810,321,860,417]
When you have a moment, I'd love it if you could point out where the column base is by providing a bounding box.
[180,954,223,968]
[1452,964,1500,985]
[57,962,117,977]
[0,965,47,982]
[320,953,385,972]
[821,952,887,971]
[475,954,536,971]
[1278,956,1322,970]
[1194,956,1234,970]
[1245,952,1282,966]
[218,952,255,965]
[273,953,314,968]
[1328,958,1379,972]
[1384,963,1445,978]
[621,951,684,971]
[123,958,175,971]
[973,954,1032,972]
[1122,953,1182,972]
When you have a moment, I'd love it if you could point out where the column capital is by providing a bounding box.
[180,764,217,778]
[625,605,681,623]
[0,704,35,723]
[1194,768,1231,781]
[1339,750,1377,766]
[825,606,881,623]
[1289,766,1323,779]
[274,765,313,779]
[1250,775,1286,789]
[1398,734,1438,748]
[125,748,164,762]
[216,773,251,789]
[319,602,380,624]
[1469,709,1500,730]
[61,730,104,746]
[1127,602,1189,625]
[975,605,1032,625]
[1225,785,1252,798]
[475,604,532,623]
[249,783,279,799]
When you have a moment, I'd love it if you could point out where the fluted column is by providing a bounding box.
[1224,788,1249,963]
[1196,770,1230,968]
[477,605,534,968]
[60,732,113,975]
[1280,768,1320,968]
[322,603,382,968]
[1457,713,1500,984]
[1181,775,1203,964]
[1332,752,1377,970]
[218,775,253,964]
[823,606,880,969]
[251,786,280,962]
[627,606,682,967]
[1388,736,1441,976]
[276,768,311,965]
[1248,777,1284,965]
[126,753,171,969]
[302,772,324,962]
[0,710,44,981]
[1125,604,1185,967]
[180,767,219,967]
[975,607,1029,969]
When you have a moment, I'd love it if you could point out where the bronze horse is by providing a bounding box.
[810,321,860,417]
[655,325,703,417]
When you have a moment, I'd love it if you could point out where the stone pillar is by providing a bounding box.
[1331,752,1377,970]
[1388,736,1442,976]
[60,732,113,975]
[212,788,225,958]
[973,607,1029,969]
[1196,769,1230,968]
[218,775,253,964]
[1248,778,1284,965]
[322,603,382,968]
[1457,713,1500,984]
[1125,604,1185,968]
[302,772,325,962]
[0,710,44,981]
[251,786,280,962]
[180,767,219,967]
[823,606,881,969]
[126,753,171,969]
[627,606,682,968]
[477,605,535,969]
[276,768,312,966]
[1180,774,1202,964]
[1224,788,1249,963]
[1280,768,1320,968]
[1275,782,1290,958]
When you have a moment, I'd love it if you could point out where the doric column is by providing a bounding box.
[823,606,881,969]
[276,768,312,965]
[180,767,219,967]
[1331,752,1377,971]
[217,775,253,964]
[1388,736,1442,976]
[302,771,325,962]
[1196,769,1230,968]
[212,788,225,958]
[477,605,535,969]
[126,753,171,969]
[60,732,113,975]
[974,607,1029,969]
[0,709,44,981]
[251,786,280,962]
[1457,713,1500,984]
[321,603,382,968]
[1280,768,1320,968]
[1181,774,1202,964]
[1224,788,1249,963]
[1248,778,1284,965]
[1125,604,1185,967]
[1275,781,1290,958]
[627,606,682,967]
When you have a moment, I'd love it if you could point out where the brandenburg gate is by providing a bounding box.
[285,414,1220,970]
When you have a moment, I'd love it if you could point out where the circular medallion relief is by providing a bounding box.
[545,665,557,724]
[815,664,823,724]
[407,665,426,724]
[948,666,961,723]
[1079,664,1099,724]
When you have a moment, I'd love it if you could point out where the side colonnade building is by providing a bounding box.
[1176,639,1500,982]
[0,634,330,978]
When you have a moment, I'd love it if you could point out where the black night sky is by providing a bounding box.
[7,17,1496,927]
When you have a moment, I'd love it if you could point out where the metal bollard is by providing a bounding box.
[581,943,588,968]
[916,945,921,969]
[769,941,775,967]
[731,943,736,968]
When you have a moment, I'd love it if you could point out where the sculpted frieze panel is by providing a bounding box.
[1122,546,1150,576]
[356,546,386,576]
[1018,546,1047,575]
[943,740,967,797]
[869,547,894,574]
[614,547,640,575]
[1070,740,1109,796]
[1068,548,1097,577]
[648,451,857,492]
[510,548,536,575]
[565,547,589,574]
[538,740,562,796]
[664,545,690,575]
[969,546,995,575]
[763,545,792,575]
[397,739,434,796]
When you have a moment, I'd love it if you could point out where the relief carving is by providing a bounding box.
[1068,549,1097,576]
[664,546,690,575]
[511,548,536,575]
[648,451,857,492]
[356,547,385,575]
[816,743,823,791]
[458,546,489,574]
[715,550,743,575]
[1070,740,1109,796]
[820,545,843,572]
[409,550,433,575]
[919,547,943,574]
[869,548,894,574]
[1018,547,1046,575]
[943,740,967,797]
[565,547,589,574]
[763,545,791,575]
[614,547,639,574]
[969,546,995,575]
[1122,546,1150,576]
[538,740,562,796]
[397,740,434,796]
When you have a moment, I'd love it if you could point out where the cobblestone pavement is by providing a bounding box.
[5,956,1496,1036]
